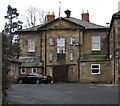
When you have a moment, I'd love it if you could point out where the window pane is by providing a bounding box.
[92,69,99,73]
[33,68,37,73]
[21,68,26,74]
[92,43,100,50]
[91,64,100,74]
[62,37,65,46]
[28,38,35,52]
[57,47,60,53]
[63,47,65,53]
[50,37,52,45]
[70,68,73,78]
[92,65,99,68]
[70,49,73,60]
[57,37,65,53]
[92,36,100,43]
[70,37,73,45]
[50,50,52,61]
[92,35,100,50]
[22,69,25,72]
[57,53,65,61]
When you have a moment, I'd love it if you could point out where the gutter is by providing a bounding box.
[78,29,81,83]
[79,60,110,63]
[44,31,47,75]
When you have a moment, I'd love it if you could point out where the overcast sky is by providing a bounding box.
[0,0,120,32]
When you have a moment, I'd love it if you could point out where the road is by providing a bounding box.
[7,83,118,104]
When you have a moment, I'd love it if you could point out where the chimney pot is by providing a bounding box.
[87,10,89,13]
[52,12,54,15]
[48,12,50,15]
[82,10,84,13]
[65,9,71,18]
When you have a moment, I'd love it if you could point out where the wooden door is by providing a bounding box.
[53,66,68,83]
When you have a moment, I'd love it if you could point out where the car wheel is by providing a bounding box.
[19,79,23,84]
[36,79,40,84]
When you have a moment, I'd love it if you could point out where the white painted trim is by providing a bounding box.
[21,68,26,74]
[91,64,100,75]
[32,68,37,73]
[92,35,101,51]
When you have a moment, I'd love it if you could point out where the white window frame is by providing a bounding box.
[49,68,53,77]
[91,64,100,74]
[70,67,73,78]
[70,49,73,61]
[70,37,73,45]
[32,68,37,73]
[28,38,35,52]
[57,37,65,53]
[92,35,100,51]
[21,68,26,74]
[49,37,53,46]
[50,50,52,62]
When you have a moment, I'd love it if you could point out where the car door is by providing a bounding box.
[21,75,30,83]
[26,75,35,83]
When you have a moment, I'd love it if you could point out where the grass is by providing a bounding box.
[80,56,109,61]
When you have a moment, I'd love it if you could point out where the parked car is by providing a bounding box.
[17,73,52,84]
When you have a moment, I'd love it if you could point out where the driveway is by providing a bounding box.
[7,83,118,104]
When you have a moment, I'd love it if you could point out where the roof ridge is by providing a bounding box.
[19,17,107,32]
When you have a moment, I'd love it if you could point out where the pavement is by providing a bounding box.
[96,84,119,87]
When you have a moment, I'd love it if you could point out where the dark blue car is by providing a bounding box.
[17,73,52,84]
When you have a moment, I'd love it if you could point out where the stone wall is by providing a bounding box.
[19,32,41,57]
[80,62,112,83]
[83,30,108,56]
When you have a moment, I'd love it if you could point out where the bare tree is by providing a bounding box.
[22,6,47,28]
[38,9,47,24]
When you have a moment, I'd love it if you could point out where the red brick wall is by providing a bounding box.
[81,13,89,22]
[47,15,55,22]
[37,68,42,73]
[19,68,43,77]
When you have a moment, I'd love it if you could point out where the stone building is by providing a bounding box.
[9,58,22,82]
[17,10,111,83]
[109,11,120,84]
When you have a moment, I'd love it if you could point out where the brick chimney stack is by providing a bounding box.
[81,10,89,22]
[47,12,55,22]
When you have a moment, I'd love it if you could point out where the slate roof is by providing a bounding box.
[63,17,107,29]
[19,24,45,32]
[19,17,107,32]
[19,56,43,68]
